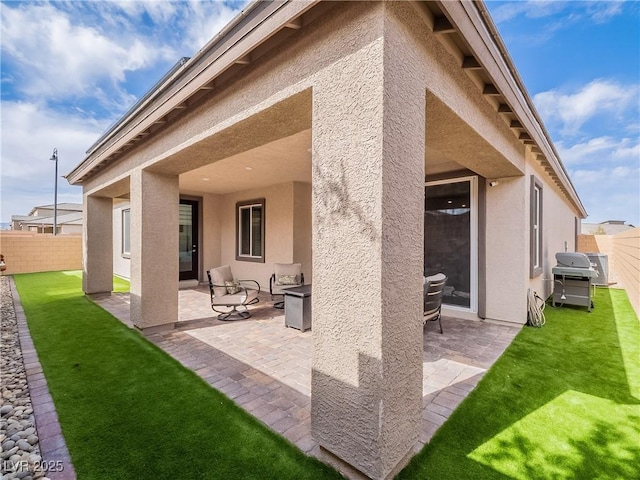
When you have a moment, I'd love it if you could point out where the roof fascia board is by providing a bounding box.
[67,0,318,185]
[437,0,586,217]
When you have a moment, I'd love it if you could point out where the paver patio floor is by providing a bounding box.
[92,287,520,457]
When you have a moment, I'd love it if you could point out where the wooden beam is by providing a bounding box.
[433,16,455,33]
[462,56,482,70]
[519,132,532,140]
[497,104,512,113]
[510,120,523,128]
[199,85,214,91]
[285,18,303,29]
[235,55,251,65]
[523,139,535,145]
[483,84,501,96]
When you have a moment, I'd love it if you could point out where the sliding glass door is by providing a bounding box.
[424,177,477,311]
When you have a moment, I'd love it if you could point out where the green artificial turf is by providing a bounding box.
[14,271,340,480]
[113,275,130,293]
[399,287,640,479]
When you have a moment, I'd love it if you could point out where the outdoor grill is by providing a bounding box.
[552,252,598,312]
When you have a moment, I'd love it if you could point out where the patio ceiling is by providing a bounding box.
[179,129,312,195]
[177,104,497,196]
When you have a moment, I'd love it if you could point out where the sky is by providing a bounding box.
[1,0,638,227]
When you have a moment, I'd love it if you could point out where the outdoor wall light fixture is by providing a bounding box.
[489,180,500,187]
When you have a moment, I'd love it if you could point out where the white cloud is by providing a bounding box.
[491,0,625,24]
[0,3,172,104]
[571,166,640,224]
[586,1,625,23]
[0,1,248,224]
[534,79,639,135]
[557,136,640,167]
[0,100,109,221]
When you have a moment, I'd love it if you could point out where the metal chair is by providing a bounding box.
[423,273,447,334]
[269,263,304,309]
[207,265,260,321]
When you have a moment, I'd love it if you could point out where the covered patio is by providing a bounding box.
[91,288,520,460]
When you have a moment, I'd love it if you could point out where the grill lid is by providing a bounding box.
[555,252,591,269]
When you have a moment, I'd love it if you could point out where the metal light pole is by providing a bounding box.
[50,148,58,236]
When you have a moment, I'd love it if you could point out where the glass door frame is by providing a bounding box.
[425,175,478,313]
[179,198,200,281]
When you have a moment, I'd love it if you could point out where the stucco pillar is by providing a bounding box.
[83,194,113,294]
[311,12,425,479]
[129,169,179,330]
[484,176,528,322]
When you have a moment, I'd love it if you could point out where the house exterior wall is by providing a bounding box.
[484,175,528,323]
[201,193,223,281]
[59,224,83,235]
[293,181,312,283]
[31,207,82,217]
[217,181,311,290]
[70,1,588,476]
[526,156,579,301]
[0,231,82,274]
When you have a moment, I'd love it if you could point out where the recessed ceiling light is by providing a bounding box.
[447,200,453,204]
[462,204,467,208]
[245,166,253,171]
[202,177,210,181]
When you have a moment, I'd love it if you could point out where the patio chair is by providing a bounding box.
[269,263,304,309]
[423,273,447,334]
[207,265,260,321]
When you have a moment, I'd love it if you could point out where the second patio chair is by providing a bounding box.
[423,273,447,334]
[269,263,304,309]
[207,265,260,321]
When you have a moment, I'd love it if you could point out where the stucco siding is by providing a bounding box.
[217,181,310,291]
[527,158,579,300]
[201,193,223,281]
[484,176,528,323]
[292,181,312,283]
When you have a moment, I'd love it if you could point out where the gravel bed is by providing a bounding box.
[1,276,50,480]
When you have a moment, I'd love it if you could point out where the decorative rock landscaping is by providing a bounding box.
[1,277,50,480]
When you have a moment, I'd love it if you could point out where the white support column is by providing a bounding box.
[83,194,113,294]
[311,9,425,479]
[130,169,179,331]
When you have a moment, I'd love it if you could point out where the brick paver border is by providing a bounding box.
[9,277,76,480]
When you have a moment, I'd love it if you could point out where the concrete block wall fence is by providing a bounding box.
[0,231,82,275]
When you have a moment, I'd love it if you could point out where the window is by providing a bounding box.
[122,208,131,257]
[530,176,543,277]
[236,199,265,262]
